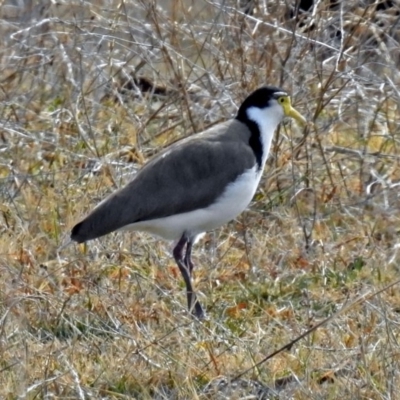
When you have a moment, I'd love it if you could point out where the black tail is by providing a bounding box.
[70,180,142,243]
[70,212,121,243]
[70,196,133,243]
[70,221,87,243]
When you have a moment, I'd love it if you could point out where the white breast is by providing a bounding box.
[123,165,261,240]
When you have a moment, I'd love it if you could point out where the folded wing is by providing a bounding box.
[71,122,255,243]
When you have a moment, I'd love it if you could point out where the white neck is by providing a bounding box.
[246,104,284,167]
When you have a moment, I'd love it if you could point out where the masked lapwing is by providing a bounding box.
[71,86,306,319]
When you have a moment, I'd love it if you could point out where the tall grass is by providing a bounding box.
[1,0,400,398]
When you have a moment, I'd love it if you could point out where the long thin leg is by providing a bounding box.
[173,234,204,319]
[184,239,194,275]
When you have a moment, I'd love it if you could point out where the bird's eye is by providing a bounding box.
[278,97,285,103]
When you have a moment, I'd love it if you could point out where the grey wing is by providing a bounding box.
[71,137,256,242]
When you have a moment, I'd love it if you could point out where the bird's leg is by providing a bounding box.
[173,235,204,319]
[184,239,195,275]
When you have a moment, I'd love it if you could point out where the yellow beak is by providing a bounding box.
[282,99,307,127]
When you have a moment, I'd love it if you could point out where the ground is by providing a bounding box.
[1,0,400,398]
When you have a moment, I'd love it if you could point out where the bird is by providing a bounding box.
[71,86,306,319]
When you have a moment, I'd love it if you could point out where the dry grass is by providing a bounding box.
[1,0,400,398]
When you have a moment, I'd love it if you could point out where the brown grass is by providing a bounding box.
[1,0,400,398]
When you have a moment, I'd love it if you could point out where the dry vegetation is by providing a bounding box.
[1,0,400,398]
